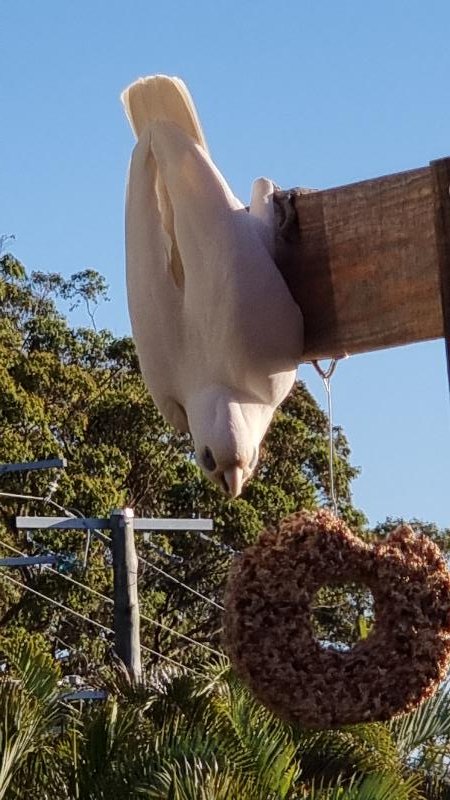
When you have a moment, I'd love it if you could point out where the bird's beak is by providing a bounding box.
[223,467,244,498]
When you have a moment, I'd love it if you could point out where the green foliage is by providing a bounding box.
[0,636,68,798]
[311,582,375,650]
[0,649,447,798]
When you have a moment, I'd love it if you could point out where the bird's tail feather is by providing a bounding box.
[121,74,208,152]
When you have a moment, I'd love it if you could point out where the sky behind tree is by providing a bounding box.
[2,0,449,527]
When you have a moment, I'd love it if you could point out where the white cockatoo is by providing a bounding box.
[122,75,304,497]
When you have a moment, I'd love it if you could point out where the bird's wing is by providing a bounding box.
[123,74,303,428]
[126,126,178,308]
[126,123,188,418]
[123,76,225,428]
[123,75,214,293]
[149,121,304,384]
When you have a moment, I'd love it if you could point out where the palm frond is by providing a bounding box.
[136,754,251,800]
[390,687,450,760]
[300,770,423,800]
[1,636,60,704]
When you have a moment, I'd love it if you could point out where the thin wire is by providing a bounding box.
[0,570,114,634]
[132,548,225,612]
[0,537,222,657]
[181,530,237,556]
[0,491,79,517]
[0,571,196,674]
[145,540,184,563]
[0,490,224,611]
[147,528,237,556]
[311,359,339,516]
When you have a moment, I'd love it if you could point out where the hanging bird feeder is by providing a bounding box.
[223,509,450,728]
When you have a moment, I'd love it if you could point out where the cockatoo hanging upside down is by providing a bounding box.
[122,75,304,498]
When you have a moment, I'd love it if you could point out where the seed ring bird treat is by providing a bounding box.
[223,509,450,728]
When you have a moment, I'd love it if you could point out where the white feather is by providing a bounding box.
[122,75,304,496]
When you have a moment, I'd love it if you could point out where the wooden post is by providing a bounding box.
[110,508,141,679]
[430,157,450,389]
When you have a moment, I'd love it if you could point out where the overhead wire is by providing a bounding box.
[196,530,237,555]
[131,546,225,611]
[0,491,77,512]
[0,537,223,657]
[0,571,197,674]
[148,528,238,556]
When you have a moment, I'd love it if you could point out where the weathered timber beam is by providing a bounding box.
[274,159,450,361]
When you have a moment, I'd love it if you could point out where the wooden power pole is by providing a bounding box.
[110,507,141,680]
[14,512,214,676]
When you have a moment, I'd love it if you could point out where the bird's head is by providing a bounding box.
[186,386,268,498]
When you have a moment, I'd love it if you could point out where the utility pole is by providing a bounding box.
[109,508,141,680]
[14,512,214,675]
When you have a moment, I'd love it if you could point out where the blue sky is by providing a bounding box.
[2,0,449,528]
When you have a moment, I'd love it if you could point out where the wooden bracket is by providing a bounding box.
[274,159,450,365]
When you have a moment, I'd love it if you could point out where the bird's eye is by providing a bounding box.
[249,447,258,470]
[202,446,216,472]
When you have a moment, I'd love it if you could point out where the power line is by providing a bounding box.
[145,528,237,556]
[0,570,113,634]
[0,490,225,612]
[0,538,222,657]
[0,571,197,674]
[132,547,225,611]
[195,530,237,555]
[0,491,79,518]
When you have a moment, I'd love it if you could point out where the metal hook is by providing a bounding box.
[311,357,347,516]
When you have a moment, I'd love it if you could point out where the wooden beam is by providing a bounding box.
[274,162,447,360]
